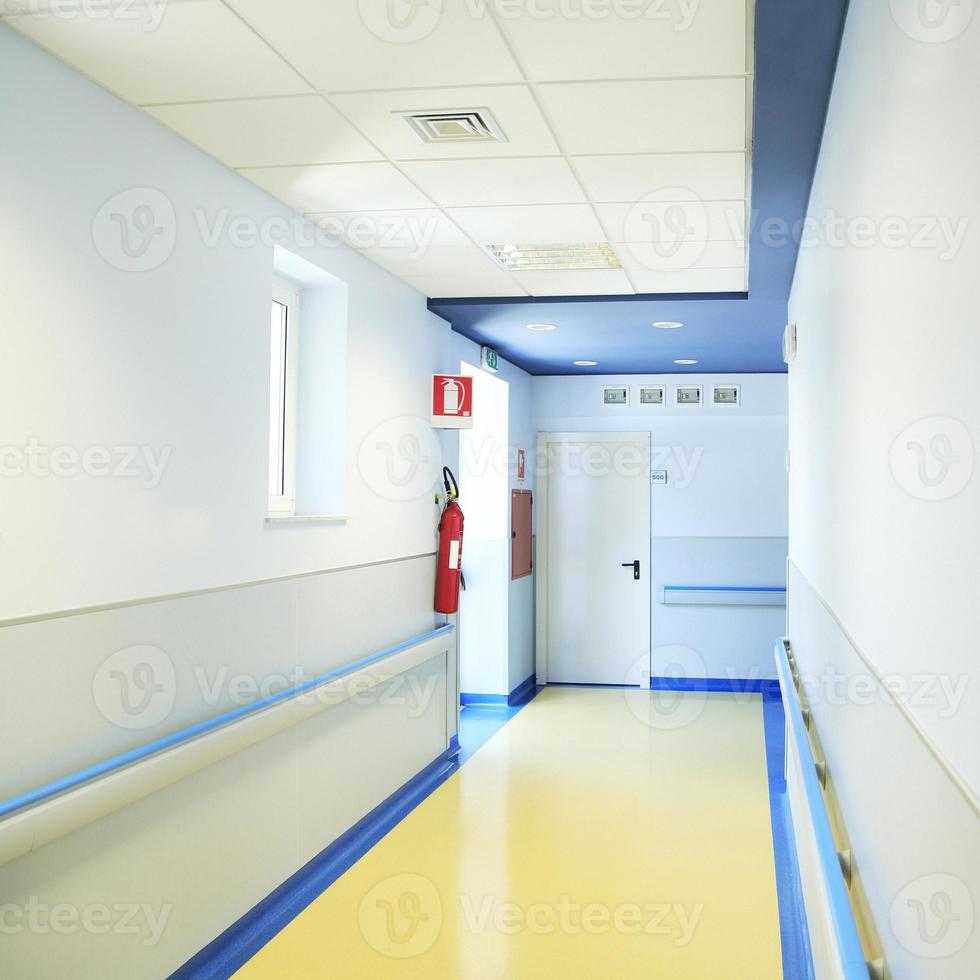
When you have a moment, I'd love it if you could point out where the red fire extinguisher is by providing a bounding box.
[435,466,464,615]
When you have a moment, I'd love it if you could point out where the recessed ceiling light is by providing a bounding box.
[485,243,621,272]
[574,360,598,367]
[527,322,557,332]
[674,359,699,365]
[653,321,684,329]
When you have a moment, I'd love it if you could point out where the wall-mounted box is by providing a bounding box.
[639,386,665,405]
[602,386,629,406]
[713,385,740,406]
[676,385,702,406]
[511,490,533,580]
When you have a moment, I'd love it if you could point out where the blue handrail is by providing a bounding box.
[0,624,455,821]
[664,585,786,592]
[774,639,869,979]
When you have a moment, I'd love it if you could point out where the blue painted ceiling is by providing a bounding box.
[429,0,849,377]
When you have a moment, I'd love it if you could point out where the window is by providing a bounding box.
[268,278,299,515]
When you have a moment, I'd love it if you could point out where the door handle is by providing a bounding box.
[621,560,640,581]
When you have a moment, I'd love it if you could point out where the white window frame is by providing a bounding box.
[268,278,300,516]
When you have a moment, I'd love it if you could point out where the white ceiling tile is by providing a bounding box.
[497,0,747,81]
[146,96,381,168]
[511,269,635,296]
[239,163,433,213]
[624,267,747,294]
[401,272,527,299]
[8,0,310,104]
[400,158,586,207]
[446,204,606,245]
[225,0,522,92]
[330,86,560,160]
[573,153,747,203]
[613,240,746,272]
[306,209,471,253]
[362,242,512,279]
[597,201,746,243]
[539,79,748,154]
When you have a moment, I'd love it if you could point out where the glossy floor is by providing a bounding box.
[234,687,782,979]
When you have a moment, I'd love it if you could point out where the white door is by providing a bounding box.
[541,433,651,685]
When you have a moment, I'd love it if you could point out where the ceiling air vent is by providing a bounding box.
[397,107,508,144]
[484,243,621,272]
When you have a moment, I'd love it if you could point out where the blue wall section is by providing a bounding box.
[429,0,850,376]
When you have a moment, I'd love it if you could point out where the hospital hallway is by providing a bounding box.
[233,688,786,980]
[1,1,978,979]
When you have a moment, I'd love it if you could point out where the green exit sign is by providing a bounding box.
[481,345,499,373]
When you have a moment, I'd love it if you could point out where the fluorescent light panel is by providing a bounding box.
[484,243,621,272]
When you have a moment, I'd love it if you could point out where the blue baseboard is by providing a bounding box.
[507,673,537,707]
[170,742,461,980]
[460,672,539,709]
[650,676,781,699]
[460,692,507,706]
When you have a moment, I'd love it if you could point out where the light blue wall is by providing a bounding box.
[532,373,788,681]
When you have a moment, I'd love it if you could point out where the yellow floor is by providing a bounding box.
[234,687,782,979]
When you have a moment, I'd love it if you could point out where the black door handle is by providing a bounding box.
[621,560,640,580]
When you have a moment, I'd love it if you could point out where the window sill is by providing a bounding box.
[265,514,350,526]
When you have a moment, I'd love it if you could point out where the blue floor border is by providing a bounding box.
[171,696,538,979]
[762,683,817,980]
[460,671,537,708]
[651,676,781,696]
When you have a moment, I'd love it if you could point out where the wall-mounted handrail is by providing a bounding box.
[774,638,869,979]
[0,625,454,822]
[661,586,787,606]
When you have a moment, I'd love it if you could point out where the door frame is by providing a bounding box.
[535,431,652,685]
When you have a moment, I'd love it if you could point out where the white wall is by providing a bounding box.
[533,373,788,680]
[787,2,979,976]
[0,26,533,977]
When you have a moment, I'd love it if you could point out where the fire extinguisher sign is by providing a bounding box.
[431,375,474,429]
